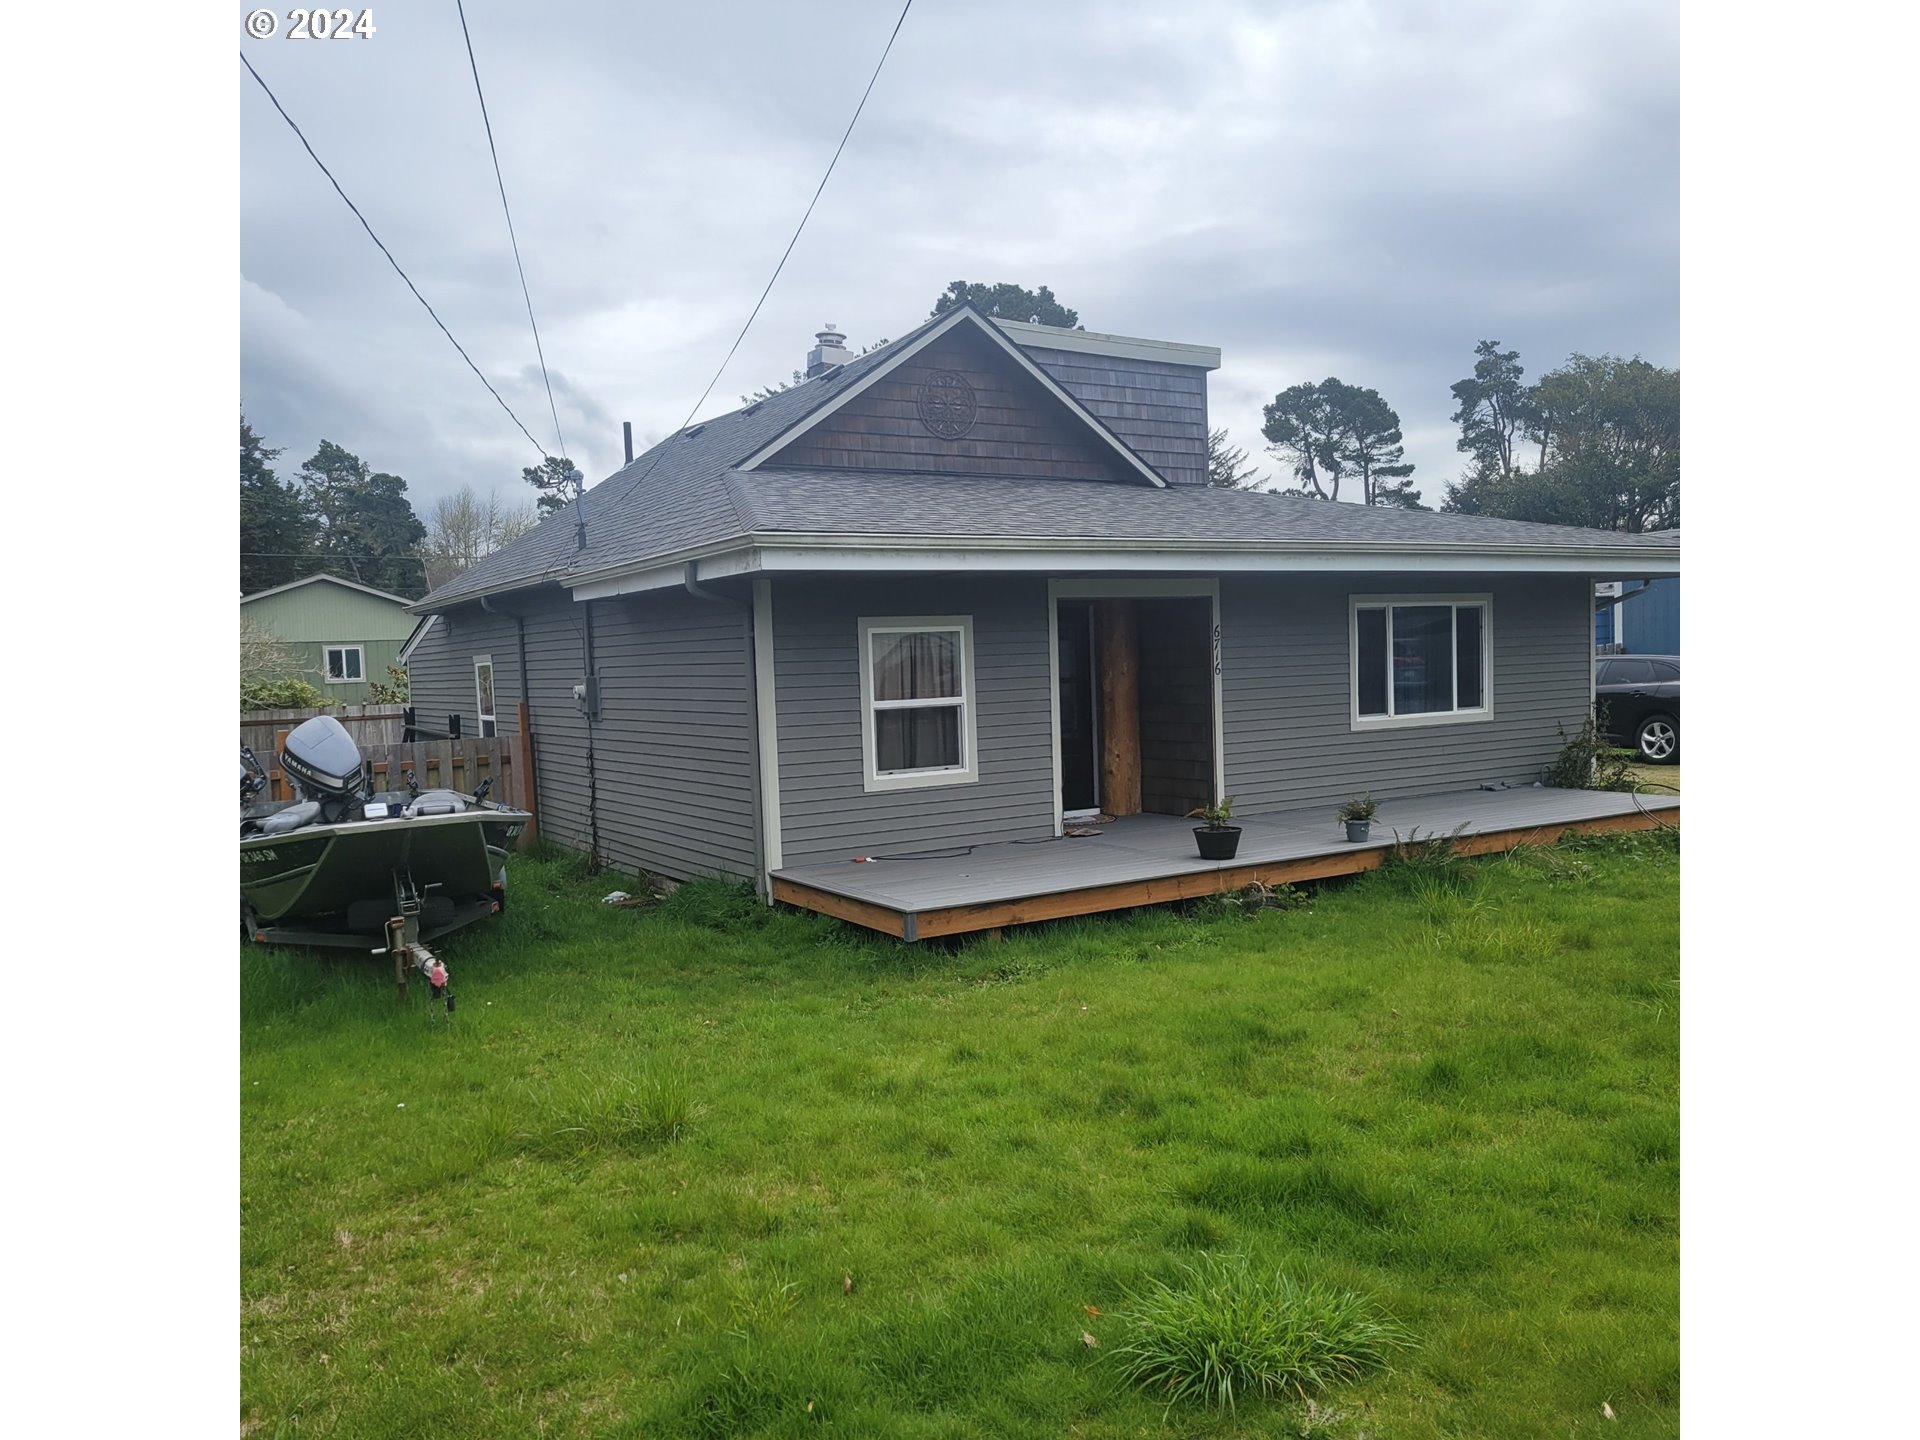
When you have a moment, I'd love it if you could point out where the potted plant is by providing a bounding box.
[1337,793,1379,843]
[1187,795,1242,861]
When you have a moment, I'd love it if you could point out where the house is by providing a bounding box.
[1596,576,1680,655]
[404,301,1679,933]
[241,573,416,704]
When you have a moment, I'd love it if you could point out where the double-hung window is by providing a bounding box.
[1350,595,1492,728]
[858,616,979,791]
[324,644,364,684]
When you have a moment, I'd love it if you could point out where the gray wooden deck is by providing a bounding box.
[770,786,1678,939]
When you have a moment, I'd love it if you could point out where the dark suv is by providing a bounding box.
[1595,654,1679,763]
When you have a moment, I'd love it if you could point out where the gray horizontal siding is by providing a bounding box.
[404,607,525,740]
[579,590,758,883]
[771,575,1056,867]
[405,588,758,885]
[1220,573,1594,812]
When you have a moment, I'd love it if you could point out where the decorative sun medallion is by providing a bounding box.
[916,370,978,438]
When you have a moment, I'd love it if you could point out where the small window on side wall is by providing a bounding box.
[474,656,497,738]
[324,645,364,683]
[1350,596,1492,729]
[858,616,979,792]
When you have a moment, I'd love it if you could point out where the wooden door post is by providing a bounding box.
[1097,599,1141,816]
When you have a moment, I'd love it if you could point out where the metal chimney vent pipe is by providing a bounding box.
[805,323,849,379]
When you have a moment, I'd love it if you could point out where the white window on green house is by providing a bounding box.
[857,616,979,792]
[474,656,497,738]
[1349,596,1491,729]
[324,644,365,684]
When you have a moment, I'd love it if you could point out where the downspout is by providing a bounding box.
[580,597,601,867]
[479,593,538,833]
[684,562,767,896]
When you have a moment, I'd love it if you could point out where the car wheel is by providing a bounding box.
[1636,714,1678,764]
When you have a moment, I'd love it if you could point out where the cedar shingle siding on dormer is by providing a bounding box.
[764,327,1140,483]
[1019,346,1211,487]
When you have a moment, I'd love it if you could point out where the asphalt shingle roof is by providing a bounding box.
[417,309,1676,611]
[416,325,919,608]
[730,467,1680,551]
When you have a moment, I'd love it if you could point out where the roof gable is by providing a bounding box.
[737,304,1167,487]
[241,572,414,607]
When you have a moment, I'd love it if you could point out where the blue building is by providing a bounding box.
[1597,577,1679,655]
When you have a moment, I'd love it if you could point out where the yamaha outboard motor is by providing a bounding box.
[279,715,366,823]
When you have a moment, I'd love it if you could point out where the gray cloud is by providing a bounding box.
[242,0,1676,509]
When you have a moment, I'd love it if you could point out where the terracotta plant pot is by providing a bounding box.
[1194,826,1242,860]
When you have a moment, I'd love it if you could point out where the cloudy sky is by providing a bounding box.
[240,0,1677,514]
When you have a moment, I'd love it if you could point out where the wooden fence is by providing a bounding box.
[252,703,540,847]
[241,703,408,756]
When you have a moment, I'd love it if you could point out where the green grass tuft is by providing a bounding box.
[1108,1254,1412,1410]
[518,1070,691,1158]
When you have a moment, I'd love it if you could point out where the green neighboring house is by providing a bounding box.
[240,573,417,704]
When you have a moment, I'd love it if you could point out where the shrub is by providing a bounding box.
[1108,1254,1411,1410]
[1543,709,1637,791]
[368,663,410,703]
[240,676,328,711]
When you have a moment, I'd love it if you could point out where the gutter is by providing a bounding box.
[561,531,1679,596]
[428,530,1680,613]
[404,575,574,616]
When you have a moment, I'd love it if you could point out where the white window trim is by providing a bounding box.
[1348,593,1494,731]
[857,615,980,793]
[323,643,365,684]
[473,654,497,736]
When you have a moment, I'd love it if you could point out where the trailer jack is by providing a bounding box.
[375,871,454,1015]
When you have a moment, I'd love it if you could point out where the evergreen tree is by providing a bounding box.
[1206,428,1264,489]
[1443,352,1678,532]
[522,454,579,517]
[1262,379,1419,506]
[931,280,1079,328]
[298,439,428,597]
[1328,382,1421,509]
[1448,340,1532,483]
[1261,381,1347,500]
[239,416,316,593]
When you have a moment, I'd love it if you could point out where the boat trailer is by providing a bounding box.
[376,869,454,1014]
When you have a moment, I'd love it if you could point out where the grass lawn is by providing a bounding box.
[1626,762,1679,795]
[241,831,1679,1438]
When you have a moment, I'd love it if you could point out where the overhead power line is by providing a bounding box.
[240,50,548,459]
[455,0,567,461]
[642,0,915,470]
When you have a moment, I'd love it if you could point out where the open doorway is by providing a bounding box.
[1054,590,1217,823]
[1057,601,1100,815]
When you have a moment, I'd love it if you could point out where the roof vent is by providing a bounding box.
[683,423,706,438]
[805,323,849,379]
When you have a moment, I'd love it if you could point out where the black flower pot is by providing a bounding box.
[1194,825,1242,861]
